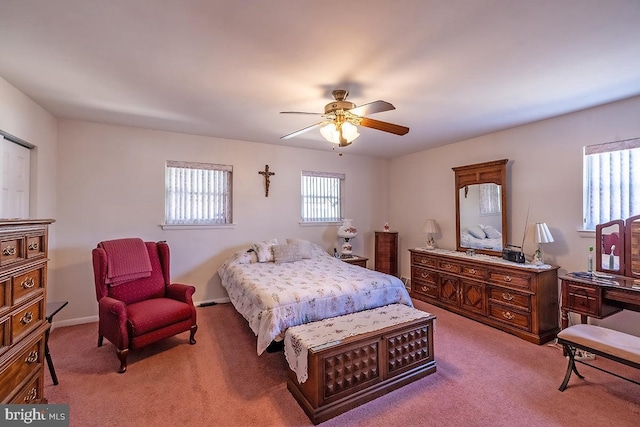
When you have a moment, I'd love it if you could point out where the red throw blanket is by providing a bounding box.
[99,238,152,285]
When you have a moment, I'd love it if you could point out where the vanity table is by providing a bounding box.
[409,248,560,344]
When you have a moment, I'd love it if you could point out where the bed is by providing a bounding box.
[460,224,503,251]
[217,239,413,355]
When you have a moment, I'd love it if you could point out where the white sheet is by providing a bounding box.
[218,246,413,355]
[460,230,503,251]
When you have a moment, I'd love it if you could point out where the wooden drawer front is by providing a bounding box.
[489,287,531,311]
[564,283,598,315]
[488,304,531,331]
[0,339,42,399]
[438,260,460,274]
[0,316,7,351]
[1,238,24,266]
[25,235,45,259]
[412,253,436,268]
[488,269,532,289]
[460,264,486,279]
[412,267,438,298]
[10,374,41,404]
[12,267,44,304]
[0,277,8,313]
[11,299,43,343]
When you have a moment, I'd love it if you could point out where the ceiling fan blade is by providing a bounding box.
[348,100,395,116]
[359,117,410,136]
[280,111,324,115]
[280,122,324,140]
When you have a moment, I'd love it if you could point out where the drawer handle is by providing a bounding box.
[28,242,39,250]
[503,275,512,282]
[2,245,16,256]
[420,259,427,264]
[25,350,39,364]
[502,311,514,320]
[24,387,38,403]
[502,292,514,301]
[469,268,476,274]
[421,285,428,292]
[21,277,35,289]
[20,311,34,325]
[444,263,452,269]
[421,272,430,279]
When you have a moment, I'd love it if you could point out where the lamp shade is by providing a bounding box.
[422,219,438,234]
[534,223,554,243]
[337,218,358,239]
[320,122,360,145]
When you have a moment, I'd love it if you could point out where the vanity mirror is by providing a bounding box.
[595,214,640,279]
[453,159,508,256]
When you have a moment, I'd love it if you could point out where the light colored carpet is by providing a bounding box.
[45,299,640,426]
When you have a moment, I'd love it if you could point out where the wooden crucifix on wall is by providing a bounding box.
[258,164,275,197]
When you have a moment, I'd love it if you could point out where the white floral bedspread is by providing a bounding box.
[284,303,432,383]
[218,248,413,355]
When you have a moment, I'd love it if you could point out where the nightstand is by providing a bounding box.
[341,255,368,268]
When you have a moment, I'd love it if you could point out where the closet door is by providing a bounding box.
[1,136,31,218]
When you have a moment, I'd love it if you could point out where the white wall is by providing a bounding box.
[389,94,640,335]
[53,120,390,322]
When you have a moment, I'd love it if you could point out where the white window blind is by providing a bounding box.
[165,161,232,225]
[301,171,344,222]
[479,183,501,215]
[584,138,640,230]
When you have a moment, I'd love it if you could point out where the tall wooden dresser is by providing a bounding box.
[0,219,54,403]
[409,248,559,344]
[375,231,398,276]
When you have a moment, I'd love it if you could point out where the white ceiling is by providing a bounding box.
[1,0,639,158]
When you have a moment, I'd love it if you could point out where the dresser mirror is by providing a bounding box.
[625,214,640,279]
[453,159,508,256]
[595,219,624,274]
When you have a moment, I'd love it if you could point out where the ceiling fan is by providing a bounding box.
[280,90,410,147]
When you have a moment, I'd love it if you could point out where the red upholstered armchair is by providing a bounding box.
[92,239,197,373]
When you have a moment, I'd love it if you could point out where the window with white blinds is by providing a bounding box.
[479,183,501,215]
[165,161,232,225]
[583,138,640,230]
[301,171,344,223]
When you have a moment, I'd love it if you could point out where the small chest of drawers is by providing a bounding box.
[0,219,53,404]
[409,249,560,344]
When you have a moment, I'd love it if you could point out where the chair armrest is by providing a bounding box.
[98,296,129,350]
[166,283,196,305]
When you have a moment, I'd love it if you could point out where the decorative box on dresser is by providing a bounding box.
[0,219,54,404]
[375,231,398,276]
[409,248,560,344]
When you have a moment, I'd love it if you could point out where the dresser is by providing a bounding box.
[409,248,560,344]
[375,231,398,276]
[0,219,54,403]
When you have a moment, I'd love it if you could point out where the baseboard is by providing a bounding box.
[49,297,232,330]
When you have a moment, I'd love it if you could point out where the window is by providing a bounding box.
[165,161,232,225]
[583,138,640,230]
[301,171,344,223]
[479,183,501,215]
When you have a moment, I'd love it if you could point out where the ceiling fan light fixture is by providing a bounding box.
[320,122,360,145]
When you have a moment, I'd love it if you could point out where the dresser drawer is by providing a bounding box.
[460,263,486,279]
[412,267,438,298]
[0,238,24,267]
[25,235,45,259]
[412,253,437,268]
[438,259,460,274]
[489,287,531,311]
[10,373,42,404]
[488,269,532,289]
[11,299,43,344]
[0,338,42,399]
[0,316,8,352]
[12,266,45,304]
[488,304,531,331]
[0,277,8,314]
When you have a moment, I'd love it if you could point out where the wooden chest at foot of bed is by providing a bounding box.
[286,307,436,424]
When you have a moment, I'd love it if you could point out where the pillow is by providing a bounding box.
[482,225,502,239]
[467,225,486,239]
[286,238,312,259]
[272,244,303,264]
[252,238,278,263]
[229,249,254,264]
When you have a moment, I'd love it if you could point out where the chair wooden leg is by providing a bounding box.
[98,334,103,347]
[189,325,198,344]
[116,348,129,374]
